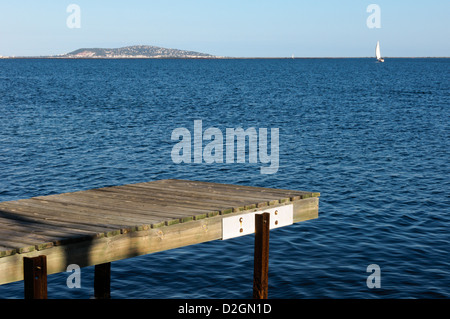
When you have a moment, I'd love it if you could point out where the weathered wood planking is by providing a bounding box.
[0,179,319,285]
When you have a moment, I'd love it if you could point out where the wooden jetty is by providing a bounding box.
[0,179,319,298]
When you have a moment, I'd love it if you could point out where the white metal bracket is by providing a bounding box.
[221,204,293,240]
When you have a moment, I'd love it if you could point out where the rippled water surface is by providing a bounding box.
[0,58,448,298]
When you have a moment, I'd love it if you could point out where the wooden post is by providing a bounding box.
[253,212,270,299]
[94,262,111,299]
[23,256,47,299]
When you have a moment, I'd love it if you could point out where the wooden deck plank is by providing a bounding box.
[0,247,17,258]
[40,189,242,211]
[0,216,106,243]
[87,187,272,213]
[1,198,201,232]
[115,181,299,199]
[100,183,296,211]
[0,239,36,254]
[31,194,236,225]
[148,179,318,197]
[0,229,55,251]
[0,204,144,247]
[3,196,192,223]
[108,184,290,207]
[27,198,173,224]
[130,181,307,201]
[94,184,277,204]
[0,215,112,241]
[0,201,143,230]
[0,207,122,252]
[33,191,217,215]
[0,206,129,236]
[31,196,214,226]
[125,181,312,205]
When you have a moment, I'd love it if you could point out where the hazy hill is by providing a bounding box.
[61,45,216,58]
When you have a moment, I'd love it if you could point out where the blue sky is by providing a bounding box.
[0,0,449,57]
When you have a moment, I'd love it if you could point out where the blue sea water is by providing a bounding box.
[0,58,448,299]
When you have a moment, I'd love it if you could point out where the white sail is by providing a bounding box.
[375,41,381,60]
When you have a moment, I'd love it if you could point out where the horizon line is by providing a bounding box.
[1,56,449,59]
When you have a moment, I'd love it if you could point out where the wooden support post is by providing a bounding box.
[253,212,270,299]
[23,256,47,299]
[94,262,111,299]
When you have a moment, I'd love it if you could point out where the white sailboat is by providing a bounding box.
[376,41,384,62]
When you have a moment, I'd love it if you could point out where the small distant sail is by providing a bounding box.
[375,41,381,59]
[375,41,384,62]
